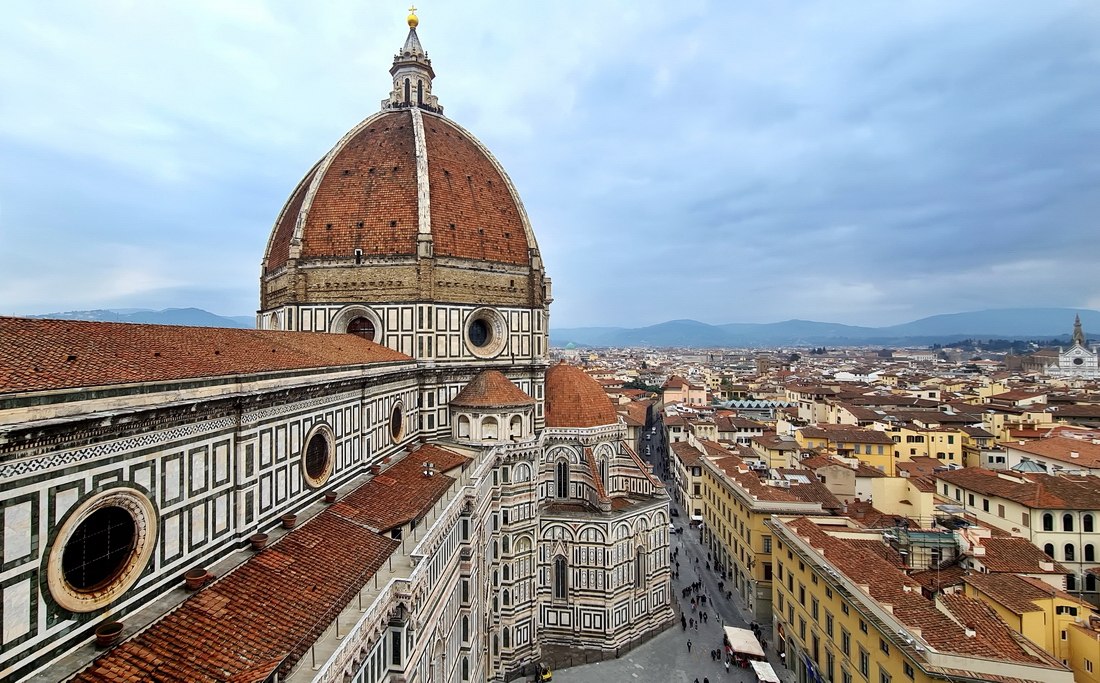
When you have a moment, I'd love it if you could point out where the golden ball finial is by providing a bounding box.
[407,6,419,28]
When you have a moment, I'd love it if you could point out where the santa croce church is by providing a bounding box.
[0,13,673,683]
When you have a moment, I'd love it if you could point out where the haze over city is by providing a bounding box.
[2,1,1098,327]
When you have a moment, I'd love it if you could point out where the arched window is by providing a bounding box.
[461,616,469,642]
[1066,544,1076,562]
[1086,544,1096,562]
[417,79,424,106]
[1064,514,1075,532]
[1086,514,1095,533]
[1043,513,1055,531]
[503,590,511,606]
[462,656,469,681]
[482,416,499,441]
[1088,573,1098,592]
[634,547,645,588]
[347,316,375,341]
[553,555,567,600]
[404,78,410,104]
[599,457,608,489]
[510,414,523,439]
[556,459,569,499]
[1044,543,1055,557]
[502,627,510,649]
[457,415,471,438]
[1068,574,1078,591]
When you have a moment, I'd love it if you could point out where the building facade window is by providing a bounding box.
[553,555,568,600]
[556,460,569,499]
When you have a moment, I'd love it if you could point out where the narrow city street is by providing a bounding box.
[554,431,795,683]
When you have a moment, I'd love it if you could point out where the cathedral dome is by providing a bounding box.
[544,362,619,428]
[258,15,551,366]
[262,108,538,274]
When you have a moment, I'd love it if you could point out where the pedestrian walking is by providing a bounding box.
[687,639,692,652]
[681,615,687,631]
[725,659,730,673]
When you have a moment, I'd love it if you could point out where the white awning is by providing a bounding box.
[750,660,780,683]
[723,626,765,658]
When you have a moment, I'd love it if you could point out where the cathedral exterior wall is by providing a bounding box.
[0,366,422,681]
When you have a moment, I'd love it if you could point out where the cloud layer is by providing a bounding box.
[1,1,1098,326]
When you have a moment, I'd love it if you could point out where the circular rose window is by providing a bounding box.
[1074,357,1084,366]
[302,425,334,488]
[464,308,508,358]
[390,402,405,443]
[48,488,157,613]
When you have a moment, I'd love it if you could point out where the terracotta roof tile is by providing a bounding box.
[0,317,410,395]
[937,468,1100,509]
[335,444,469,532]
[423,114,529,264]
[73,508,399,682]
[450,369,534,407]
[784,518,1058,666]
[544,362,618,428]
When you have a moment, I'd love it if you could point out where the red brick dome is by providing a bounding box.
[451,369,535,408]
[262,109,538,274]
[544,362,619,429]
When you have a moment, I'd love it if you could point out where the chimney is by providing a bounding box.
[964,623,977,638]
[1070,451,1080,459]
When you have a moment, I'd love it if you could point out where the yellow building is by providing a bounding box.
[769,516,1072,683]
[877,419,965,466]
[700,452,840,622]
[1069,619,1100,683]
[795,426,896,475]
[961,572,1098,677]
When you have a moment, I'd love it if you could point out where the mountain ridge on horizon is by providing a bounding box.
[16,306,1100,349]
[551,307,1100,348]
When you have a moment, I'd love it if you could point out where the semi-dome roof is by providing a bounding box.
[544,362,619,429]
[263,109,538,273]
[451,369,535,408]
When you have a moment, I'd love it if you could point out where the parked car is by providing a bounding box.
[670,508,679,517]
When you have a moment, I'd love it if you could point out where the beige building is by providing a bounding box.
[936,468,1100,599]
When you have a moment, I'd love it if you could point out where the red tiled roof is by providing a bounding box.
[784,518,1059,666]
[799,426,895,444]
[263,111,530,273]
[976,536,1070,575]
[1003,436,1100,468]
[450,370,534,407]
[962,573,1066,614]
[544,362,618,428]
[936,468,1100,509]
[333,444,469,532]
[0,318,411,395]
[74,510,399,681]
[423,114,530,264]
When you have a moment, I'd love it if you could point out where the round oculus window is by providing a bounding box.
[469,319,491,347]
[47,488,157,613]
[62,506,136,591]
[1074,357,1085,366]
[302,426,334,488]
[347,316,376,341]
[390,402,404,443]
[464,308,508,359]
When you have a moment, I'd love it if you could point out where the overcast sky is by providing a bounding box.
[2,1,1098,328]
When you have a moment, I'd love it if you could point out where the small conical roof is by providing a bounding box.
[451,370,535,408]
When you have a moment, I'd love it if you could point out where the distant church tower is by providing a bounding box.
[1046,314,1100,379]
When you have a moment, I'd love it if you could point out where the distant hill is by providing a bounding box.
[26,308,253,329]
[550,308,1100,348]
